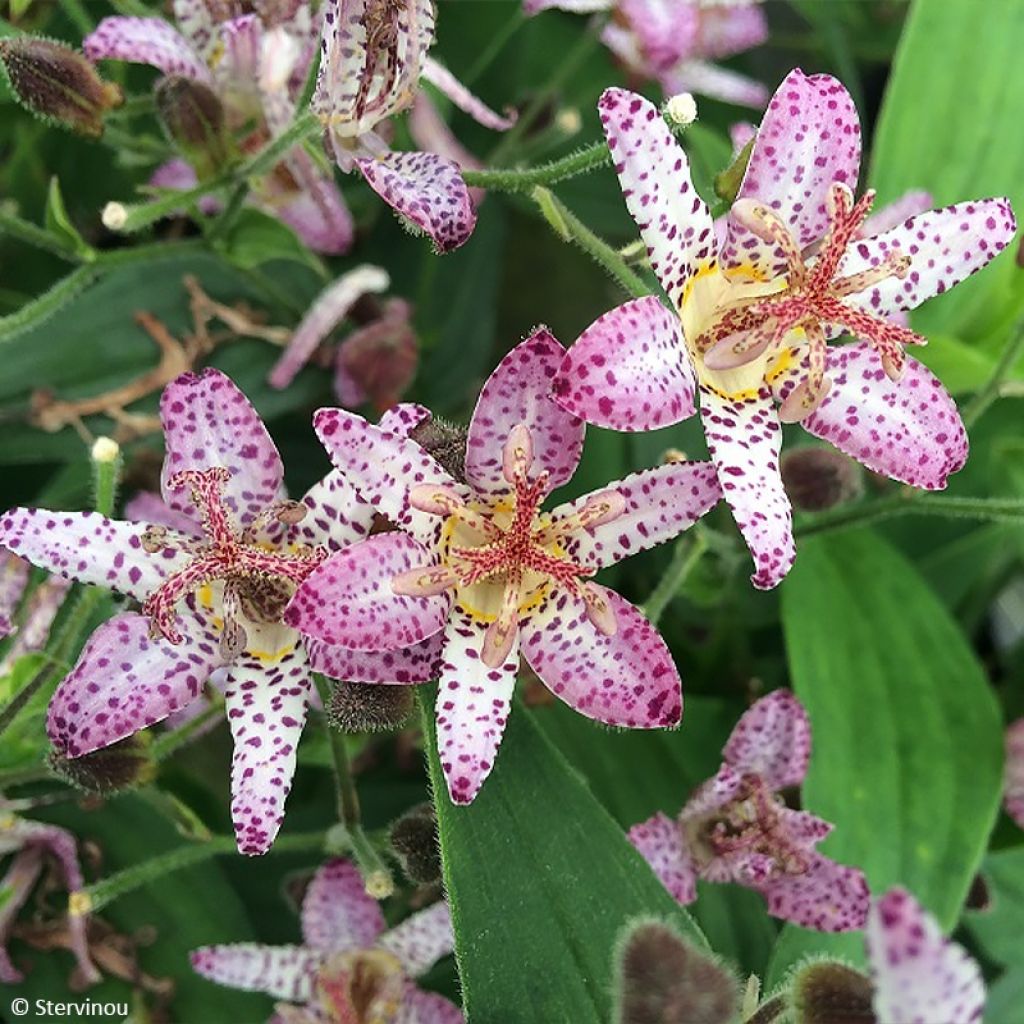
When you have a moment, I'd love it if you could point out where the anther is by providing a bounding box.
[502,423,534,484]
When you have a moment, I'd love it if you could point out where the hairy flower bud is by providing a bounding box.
[615,920,738,1024]
[0,36,122,138]
[326,680,414,734]
[790,960,875,1024]
[49,734,156,794]
[389,802,441,885]
[408,416,468,484]
[155,75,227,174]
[781,447,863,512]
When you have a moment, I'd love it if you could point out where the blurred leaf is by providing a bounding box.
[43,176,89,257]
[967,846,1024,968]
[0,651,49,773]
[424,695,705,1023]
[986,968,1024,1024]
[768,530,1003,983]
[219,207,323,275]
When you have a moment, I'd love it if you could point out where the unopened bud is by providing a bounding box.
[335,299,419,412]
[780,447,863,512]
[615,920,738,1024]
[408,415,468,484]
[714,135,754,205]
[0,37,122,138]
[389,802,440,885]
[155,75,227,175]
[102,202,127,231]
[90,436,120,464]
[555,107,582,136]
[49,734,155,795]
[327,680,414,734]
[665,92,697,126]
[790,959,874,1024]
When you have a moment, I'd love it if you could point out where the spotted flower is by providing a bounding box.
[866,887,985,1024]
[629,690,869,931]
[552,74,1016,587]
[85,0,353,253]
[1005,718,1024,830]
[191,858,461,1023]
[285,329,722,804]
[314,0,515,252]
[1,813,98,986]
[525,0,769,108]
[0,370,439,855]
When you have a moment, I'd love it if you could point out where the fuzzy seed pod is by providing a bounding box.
[781,447,863,512]
[327,680,415,734]
[389,802,441,885]
[408,416,468,484]
[49,734,155,794]
[155,75,227,174]
[790,960,875,1024]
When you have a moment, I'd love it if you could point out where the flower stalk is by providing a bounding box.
[642,531,709,626]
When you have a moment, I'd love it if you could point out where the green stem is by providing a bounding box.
[78,831,327,915]
[0,662,53,740]
[463,7,524,87]
[150,702,223,763]
[464,139,609,192]
[642,532,708,625]
[205,181,250,243]
[0,265,99,345]
[58,0,95,35]
[0,206,80,261]
[533,187,649,299]
[962,319,1024,427]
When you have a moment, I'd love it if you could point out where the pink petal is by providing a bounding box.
[696,4,769,61]
[313,407,461,544]
[379,900,455,977]
[524,0,612,11]
[421,57,515,131]
[802,343,968,490]
[555,460,721,571]
[0,508,190,602]
[84,16,213,83]
[664,60,768,110]
[723,70,861,278]
[628,811,697,904]
[0,849,44,983]
[867,887,985,1023]
[214,14,262,89]
[598,87,716,307]
[434,608,515,805]
[858,189,932,239]
[466,328,584,496]
[284,533,451,651]
[1005,718,1024,829]
[722,689,811,790]
[172,0,217,59]
[839,198,1016,321]
[409,93,485,206]
[190,943,318,1001]
[300,858,386,952]
[47,610,223,758]
[552,297,696,432]
[269,266,390,390]
[306,634,442,684]
[123,490,201,536]
[0,575,70,673]
[619,0,699,72]
[759,853,869,932]
[0,554,30,638]
[148,158,221,216]
[377,402,432,436]
[357,151,477,254]
[520,585,682,728]
[729,121,756,158]
[273,151,355,257]
[224,631,310,856]
[699,385,794,589]
[286,470,375,552]
[680,764,746,820]
[160,369,286,527]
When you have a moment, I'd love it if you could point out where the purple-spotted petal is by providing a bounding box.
[681,764,746,821]
[697,4,769,61]
[288,470,375,552]
[599,87,717,307]
[839,198,1016,320]
[801,343,968,490]
[700,385,794,589]
[722,689,811,789]
[0,850,42,983]
[380,901,454,977]
[858,189,932,239]
[664,60,768,110]
[313,407,461,543]
[421,58,515,131]
[552,297,696,431]
[1005,718,1024,829]
[300,858,386,952]
[521,586,682,728]
[619,0,699,72]
[628,812,697,904]
[307,634,442,685]
[524,0,612,11]
[723,70,861,278]
[867,887,985,1023]
[172,0,217,59]
[0,575,70,673]
[160,368,285,526]
[556,460,721,571]
[377,402,432,436]
[759,853,869,932]
[398,986,464,1024]
[123,490,201,536]
[47,611,222,758]
[0,508,189,602]
[466,328,584,496]
[190,943,318,1001]
[214,14,262,90]
[84,16,212,83]
[357,151,477,254]
[285,533,451,651]
[273,151,355,257]
[434,608,516,805]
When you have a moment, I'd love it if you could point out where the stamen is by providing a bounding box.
[731,198,807,286]
[778,323,831,423]
[533,489,626,545]
[391,564,459,598]
[409,483,467,516]
[582,583,617,637]
[481,576,522,668]
[502,423,534,484]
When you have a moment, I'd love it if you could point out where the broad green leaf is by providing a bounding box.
[967,846,1024,968]
[986,968,1024,1024]
[220,207,325,275]
[870,0,1024,339]
[424,694,705,1023]
[44,176,90,258]
[768,530,1003,984]
[0,652,51,774]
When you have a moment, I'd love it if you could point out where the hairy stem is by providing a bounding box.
[642,532,709,625]
[962,318,1024,427]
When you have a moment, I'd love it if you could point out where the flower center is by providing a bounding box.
[141,467,325,655]
[310,948,405,1024]
[695,183,924,421]
[391,423,626,668]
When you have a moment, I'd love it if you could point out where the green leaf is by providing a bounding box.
[423,694,706,1023]
[869,0,1024,339]
[986,968,1024,1024]
[219,207,324,275]
[768,530,1003,984]
[0,652,51,774]
[967,846,1024,968]
[44,176,91,258]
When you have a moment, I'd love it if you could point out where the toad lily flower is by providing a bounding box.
[191,858,461,1023]
[313,0,515,252]
[0,370,440,855]
[525,0,769,108]
[552,74,1016,587]
[85,1,353,253]
[629,690,869,931]
[285,329,722,804]
[1005,718,1024,830]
